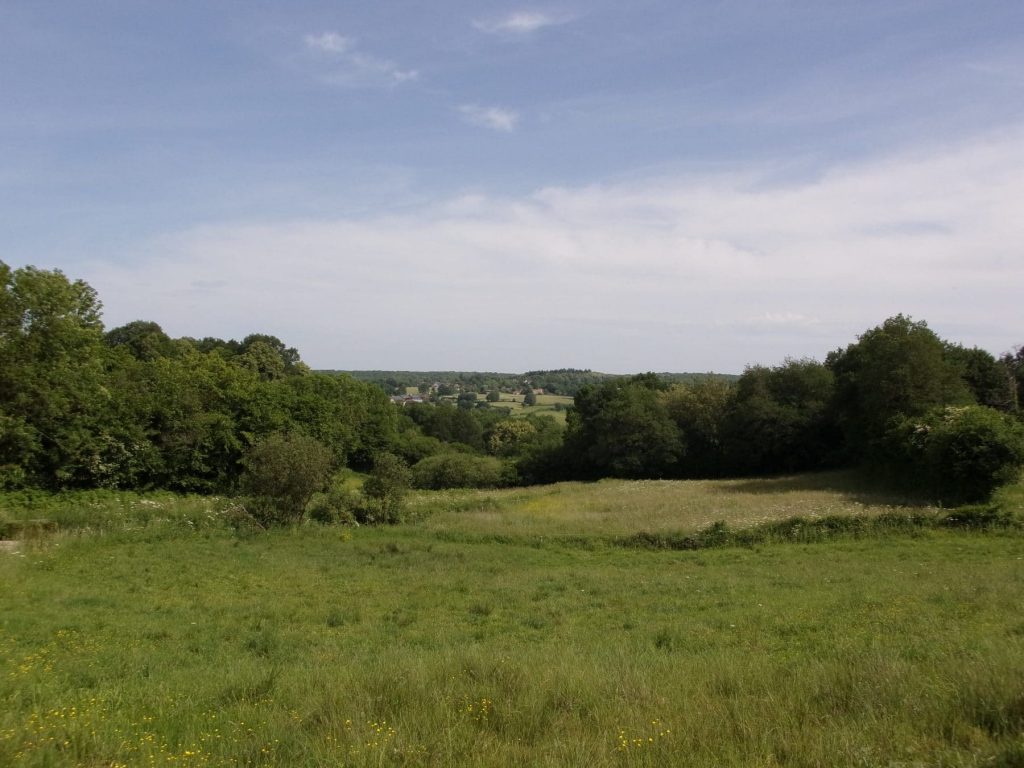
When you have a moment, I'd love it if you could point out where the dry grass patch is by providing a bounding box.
[411,470,934,539]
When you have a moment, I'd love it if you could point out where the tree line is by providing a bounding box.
[2,261,1022,517]
[335,369,736,398]
[557,317,1024,503]
[0,262,396,493]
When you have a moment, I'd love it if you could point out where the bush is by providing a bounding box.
[305,478,360,525]
[359,453,412,524]
[392,428,446,465]
[410,453,516,490]
[240,432,334,526]
[886,405,1024,504]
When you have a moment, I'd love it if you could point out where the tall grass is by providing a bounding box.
[0,489,236,536]
[1,473,1022,765]
[409,470,944,540]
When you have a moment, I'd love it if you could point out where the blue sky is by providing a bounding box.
[3,1,1023,372]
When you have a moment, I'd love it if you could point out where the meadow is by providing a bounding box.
[489,393,573,423]
[2,474,1023,767]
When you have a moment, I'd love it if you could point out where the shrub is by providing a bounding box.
[410,453,516,490]
[305,478,360,525]
[240,432,334,526]
[359,453,412,524]
[886,405,1024,504]
[392,429,445,465]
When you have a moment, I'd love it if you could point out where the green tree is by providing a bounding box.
[565,375,682,478]
[523,389,537,406]
[999,347,1023,413]
[662,379,732,477]
[487,419,538,457]
[945,344,1016,412]
[513,414,568,484]
[104,320,175,361]
[885,405,1024,504]
[238,340,288,381]
[239,334,302,373]
[720,359,839,475]
[240,432,334,525]
[0,262,115,487]
[361,452,413,523]
[410,453,514,489]
[827,315,972,459]
[139,348,255,491]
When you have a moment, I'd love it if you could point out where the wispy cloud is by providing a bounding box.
[474,11,572,35]
[303,31,418,87]
[304,32,351,54]
[459,104,520,132]
[86,130,1024,372]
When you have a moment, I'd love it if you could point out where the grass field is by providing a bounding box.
[2,474,1023,767]
[406,470,936,540]
[488,393,573,423]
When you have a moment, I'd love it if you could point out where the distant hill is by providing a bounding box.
[319,369,739,397]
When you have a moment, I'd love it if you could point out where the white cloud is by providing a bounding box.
[304,32,351,54]
[85,130,1024,372]
[474,11,572,35]
[459,104,519,132]
[302,31,417,87]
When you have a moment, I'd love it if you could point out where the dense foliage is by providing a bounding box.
[883,405,1024,504]
[2,261,1022,513]
[0,262,396,496]
[561,317,1021,499]
[240,432,335,526]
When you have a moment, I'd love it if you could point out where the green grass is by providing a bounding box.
[407,470,943,540]
[489,393,573,423]
[1,474,1023,766]
[0,489,235,536]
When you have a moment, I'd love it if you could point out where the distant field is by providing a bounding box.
[488,393,573,423]
[1,474,1023,767]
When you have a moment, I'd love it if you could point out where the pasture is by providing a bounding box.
[489,393,573,423]
[1,474,1023,767]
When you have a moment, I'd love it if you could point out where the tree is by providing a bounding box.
[513,415,569,484]
[486,389,501,403]
[361,452,413,523]
[240,432,334,525]
[523,389,537,406]
[238,340,288,381]
[0,262,115,487]
[885,405,1024,504]
[410,453,514,489]
[827,315,972,459]
[565,375,682,478]
[104,320,175,361]
[945,344,1016,412]
[1000,346,1023,413]
[239,334,302,373]
[720,359,839,475]
[487,419,538,456]
[662,379,732,477]
[406,402,485,451]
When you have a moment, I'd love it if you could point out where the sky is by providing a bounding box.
[2,0,1023,373]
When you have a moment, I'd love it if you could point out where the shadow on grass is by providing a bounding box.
[714,469,931,507]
